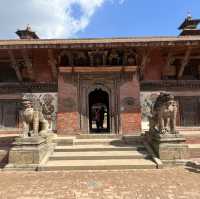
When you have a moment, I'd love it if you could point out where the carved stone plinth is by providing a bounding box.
[150,133,189,161]
[8,137,49,166]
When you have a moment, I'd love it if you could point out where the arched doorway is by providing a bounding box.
[89,88,110,133]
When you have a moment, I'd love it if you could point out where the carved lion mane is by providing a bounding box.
[149,92,178,134]
[21,98,49,137]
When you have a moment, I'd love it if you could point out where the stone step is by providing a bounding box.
[73,138,125,145]
[76,134,122,139]
[54,136,75,146]
[188,144,200,158]
[54,144,145,152]
[39,159,156,171]
[49,150,149,160]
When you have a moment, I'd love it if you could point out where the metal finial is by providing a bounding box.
[187,11,192,20]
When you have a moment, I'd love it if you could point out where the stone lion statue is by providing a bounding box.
[149,92,178,134]
[21,98,49,138]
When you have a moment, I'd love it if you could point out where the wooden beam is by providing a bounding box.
[174,55,200,60]
[177,48,192,78]
[48,49,57,80]
[21,49,35,81]
[59,66,138,73]
[8,50,23,82]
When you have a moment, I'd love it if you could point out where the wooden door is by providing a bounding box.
[179,97,200,126]
[0,101,18,128]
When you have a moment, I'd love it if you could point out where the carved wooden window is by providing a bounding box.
[181,64,198,80]
[74,54,88,66]
[0,101,19,128]
[60,55,69,66]
[178,97,200,126]
[0,63,18,82]
[93,54,103,66]
[162,65,177,80]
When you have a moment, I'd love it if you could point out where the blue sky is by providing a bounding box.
[0,0,199,39]
[77,0,200,38]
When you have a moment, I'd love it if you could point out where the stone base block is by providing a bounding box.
[9,137,49,165]
[151,133,189,161]
[0,149,9,166]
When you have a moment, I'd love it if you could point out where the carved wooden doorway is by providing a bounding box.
[89,88,110,133]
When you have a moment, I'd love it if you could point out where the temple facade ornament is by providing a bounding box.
[59,51,73,66]
[149,92,178,134]
[21,49,35,81]
[48,49,58,80]
[74,52,88,66]
[108,50,121,65]
[123,49,137,66]
[21,98,49,138]
[88,51,108,66]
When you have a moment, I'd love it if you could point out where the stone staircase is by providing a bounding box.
[38,134,158,171]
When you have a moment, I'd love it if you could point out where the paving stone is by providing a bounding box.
[0,167,199,199]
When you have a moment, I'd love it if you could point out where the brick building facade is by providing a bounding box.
[1,16,200,138]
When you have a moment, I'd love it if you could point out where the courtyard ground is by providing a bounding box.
[0,167,199,199]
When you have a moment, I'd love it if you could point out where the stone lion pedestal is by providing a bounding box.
[6,133,56,170]
[5,97,56,170]
[147,92,189,165]
[8,137,49,169]
[150,132,189,162]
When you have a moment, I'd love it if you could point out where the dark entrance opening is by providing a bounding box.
[89,89,110,133]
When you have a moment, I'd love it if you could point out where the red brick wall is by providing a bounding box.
[120,76,141,134]
[32,49,53,82]
[57,73,79,135]
[143,49,164,80]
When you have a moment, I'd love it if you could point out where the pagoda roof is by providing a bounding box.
[0,36,200,49]
[179,18,200,30]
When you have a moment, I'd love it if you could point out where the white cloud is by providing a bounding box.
[0,0,126,39]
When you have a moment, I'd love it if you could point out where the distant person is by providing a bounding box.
[99,107,105,129]
[95,109,100,131]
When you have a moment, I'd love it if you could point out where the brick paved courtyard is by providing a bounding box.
[0,167,199,199]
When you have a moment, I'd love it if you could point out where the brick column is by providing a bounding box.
[57,73,79,135]
[120,76,141,135]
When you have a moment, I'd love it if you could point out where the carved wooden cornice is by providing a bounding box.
[140,80,200,91]
[0,83,57,94]
[0,37,200,49]
[59,66,138,73]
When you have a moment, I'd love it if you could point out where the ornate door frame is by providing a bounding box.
[79,75,120,134]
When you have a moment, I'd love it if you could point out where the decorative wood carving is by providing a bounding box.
[162,52,176,77]
[123,49,137,66]
[21,49,35,81]
[74,52,88,66]
[8,50,23,82]
[1,39,200,50]
[48,49,58,80]
[108,50,121,65]
[141,80,200,91]
[88,51,108,66]
[140,50,150,78]
[59,50,73,66]
[177,48,192,78]
[59,66,137,73]
[0,83,57,94]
